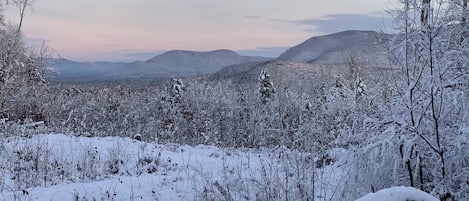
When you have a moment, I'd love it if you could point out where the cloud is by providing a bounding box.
[277,13,393,34]
[236,46,290,58]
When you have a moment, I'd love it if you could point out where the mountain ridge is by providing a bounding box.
[47,30,393,80]
[278,30,392,64]
[120,49,270,78]
[47,49,270,79]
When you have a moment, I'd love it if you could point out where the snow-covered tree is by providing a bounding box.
[7,0,35,31]
[342,1,469,200]
[170,78,185,101]
[0,8,45,122]
[259,69,275,104]
[393,1,469,198]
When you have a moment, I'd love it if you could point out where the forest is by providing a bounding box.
[0,0,468,200]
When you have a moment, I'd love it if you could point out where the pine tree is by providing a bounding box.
[259,70,275,104]
[170,78,185,103]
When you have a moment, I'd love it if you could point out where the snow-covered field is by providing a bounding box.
[0,134,439,201]
[0,134,336,201]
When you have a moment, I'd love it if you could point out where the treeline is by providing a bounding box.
[2,69,375,152]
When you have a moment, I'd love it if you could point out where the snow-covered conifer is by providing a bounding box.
[356,76,366,97]
[259,70,275,104]
[171,78,185,99]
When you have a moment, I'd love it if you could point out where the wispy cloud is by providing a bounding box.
[274,13,392,34]
[12,0,390,61]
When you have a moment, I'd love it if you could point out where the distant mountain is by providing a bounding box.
[121,49,270,78]
[47,30,395,81]
[46,58,128,78]
[278,30,392,64]
[47,50,270,79]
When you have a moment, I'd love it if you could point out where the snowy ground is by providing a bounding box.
[0,134,342,201]
[0,134,438,201]
[356,186,439,201]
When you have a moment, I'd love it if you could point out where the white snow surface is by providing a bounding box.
[0,134,337,201]
[0,134,433,201]
[356,186,439,201]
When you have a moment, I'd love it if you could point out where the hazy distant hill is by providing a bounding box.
[47,30,395,81]
[46,58,128,78]
[278,30,392,64]
[47,50,269,79]
[121,49,269,78]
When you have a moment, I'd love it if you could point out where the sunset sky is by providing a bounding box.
[5,0,392,61]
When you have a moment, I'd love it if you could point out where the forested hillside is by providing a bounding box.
[0,0,468,200]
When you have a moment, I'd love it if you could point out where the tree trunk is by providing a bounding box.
[421,0,431,26]
[463,0,468,23]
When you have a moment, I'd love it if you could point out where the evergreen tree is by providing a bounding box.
[170,78,185,102]
[259,70,275,104]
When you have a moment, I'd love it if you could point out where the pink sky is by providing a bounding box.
[5,0,391,61]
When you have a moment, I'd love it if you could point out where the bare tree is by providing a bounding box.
[29,40,50,78]
[388,0,467,199]
[6,0,34,32]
